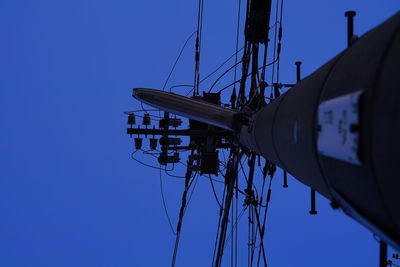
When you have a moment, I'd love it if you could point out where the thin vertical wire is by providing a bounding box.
[233,0,242,84]
[193,0,205,96]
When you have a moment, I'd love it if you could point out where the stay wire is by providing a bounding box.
[171,170,198,267]
[185,173,200,214]
[238,159,259,197]
[217,59,278,93]
[231,187,234,267]
[276,0,284,85]
[256,177,274,267]
[249,43,260,102]
[132,150,195,180]
[193,0,204,96]
[224,205,247,246]
[201,47,244,84]
[183,48,244,96]
[235,159,239,267]
[253,206,268,267]
[131,151,173,172]
[159,165,177,236]
[124,109,161,115]
[162,30,197,91]
[207,60,244,93]
[218,169,247,196]
[260,39,268,81]
[237,43,251,108]
[169,84,194,93]
[270,0,280,92]
[261,18,282,81]
[214,148,241,267]
[257,172,267,215]
[208,174,223,209]
[212,185,227,266]
[250,205,257,266]
[247,207,251,267]
[233,0,242,109]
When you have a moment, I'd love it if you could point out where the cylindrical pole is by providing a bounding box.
[309,189,317,215]
[345,11,356,47]
[379,241,387,267]
[239,12,400,249]
[295,61,302,82]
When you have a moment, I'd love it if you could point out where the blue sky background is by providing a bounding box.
[0,0,399,266]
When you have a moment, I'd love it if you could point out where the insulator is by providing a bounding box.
[134,137,143,150]
[200,151,219,175]
[269,163,276,178]
[159,137,182,146]
[188,165,201,172]
[127,113,136,125]
[169,118,182,128]
[158,152,180,165]
[159,118,183,128]
[188,154,201,161]
[149,138,158,150]
[172,152,180,162]
[142,113,151,126]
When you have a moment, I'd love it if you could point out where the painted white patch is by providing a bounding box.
[317,90,362,165]
[293,120,298,144]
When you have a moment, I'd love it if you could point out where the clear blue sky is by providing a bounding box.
[0,0,399,266]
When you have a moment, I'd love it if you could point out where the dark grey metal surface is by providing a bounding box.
[318,11,400,249]
[240,56,340,199]
[131,11,400,250]
[240,11,400,249]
